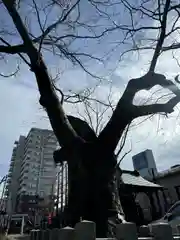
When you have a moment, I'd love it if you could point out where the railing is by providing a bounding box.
[30,221,180,240]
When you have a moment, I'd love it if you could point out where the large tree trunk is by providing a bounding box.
[55,141,125,237]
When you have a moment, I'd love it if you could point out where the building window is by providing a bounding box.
[133,153,148,170]
[29,183,36,188]
[39,191,44,197]
[34,152,40,156]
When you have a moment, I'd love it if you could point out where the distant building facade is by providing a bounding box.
[132,149,158,181]
[132,149,180,215]
[156,165,180,206]
[6,128,58,217]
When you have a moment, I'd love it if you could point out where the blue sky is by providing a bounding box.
[0,0,180,182]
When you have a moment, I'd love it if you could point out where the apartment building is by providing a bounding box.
[6,128,58,216]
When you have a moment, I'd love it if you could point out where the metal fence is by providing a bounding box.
[30,221,180,240]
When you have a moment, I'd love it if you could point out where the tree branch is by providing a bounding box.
[0,43,26,54]
[2,1,82,148]
[115,123,130,158]
[33,0,81,46]
[0,37,30,65]
[170,4,180,11]
[116,149,132,167]
[162,43,180,52]
[149,0,170,72]
[97,96,133,154]
[134,96,180,117]
[98,71,180,153]
[0,65,19,77]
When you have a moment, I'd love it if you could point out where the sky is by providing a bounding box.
[0,0,180,183]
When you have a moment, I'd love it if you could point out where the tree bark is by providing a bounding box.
[55,143,125,237]
[53,116,125,236]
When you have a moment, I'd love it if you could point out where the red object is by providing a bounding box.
[48,213,52,224]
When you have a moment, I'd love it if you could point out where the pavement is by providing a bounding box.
[5,235,30,240]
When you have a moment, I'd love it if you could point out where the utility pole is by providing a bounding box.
[60,163,64,211]
[65,163,68,206]
[56,171,60,216]
[49,180,55,216]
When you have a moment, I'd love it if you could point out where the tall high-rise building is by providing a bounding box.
[132,149,158,181]
[19,128,57,197]
[6,128,58,216]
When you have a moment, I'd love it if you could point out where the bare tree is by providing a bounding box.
[115,0,180,65]
[1,0,180,237]
[73,83,115,134]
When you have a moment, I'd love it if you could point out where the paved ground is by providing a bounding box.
[5,235,29,240]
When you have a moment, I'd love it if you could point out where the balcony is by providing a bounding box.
[18,188,27,194]
[5,190,9,196]
[21,164,30,172]
[20,173,28,181]
[10,162,14,167]
[6,180,11,185]
[8,172,12,177]
[19,176,28,184]
[9,165,13,170]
